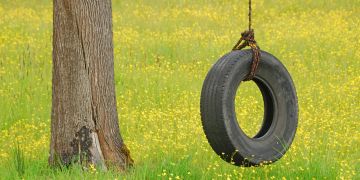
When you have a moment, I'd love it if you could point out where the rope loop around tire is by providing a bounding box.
[232,29,261,81]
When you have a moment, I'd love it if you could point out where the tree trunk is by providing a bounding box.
[49,0,133,170]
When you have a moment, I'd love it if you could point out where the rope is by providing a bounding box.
[232,0,260,81]
[248,0,252,30]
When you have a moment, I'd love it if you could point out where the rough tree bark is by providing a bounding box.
[49,0,133,170]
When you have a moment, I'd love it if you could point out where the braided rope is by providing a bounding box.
[232,0,261,81]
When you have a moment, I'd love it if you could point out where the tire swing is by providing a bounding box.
[200,0,298,166]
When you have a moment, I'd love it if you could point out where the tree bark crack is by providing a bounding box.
[75,18,87,72]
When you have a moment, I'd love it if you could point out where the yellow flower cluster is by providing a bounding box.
[0,0,359,179]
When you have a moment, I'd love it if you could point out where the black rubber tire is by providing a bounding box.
[200,50,298,166]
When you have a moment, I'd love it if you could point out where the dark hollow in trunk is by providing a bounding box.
[49,0,133,170]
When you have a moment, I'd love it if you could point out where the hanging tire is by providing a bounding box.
[200,50,298,166]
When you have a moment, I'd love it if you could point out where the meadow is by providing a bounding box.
[0,0,359,179]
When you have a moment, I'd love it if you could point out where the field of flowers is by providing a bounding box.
[0,0,359,179]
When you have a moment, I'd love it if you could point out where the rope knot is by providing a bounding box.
[241,29,256,44]
[232,29,257,51]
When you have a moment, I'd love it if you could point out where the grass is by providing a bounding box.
[0,0,359,179]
